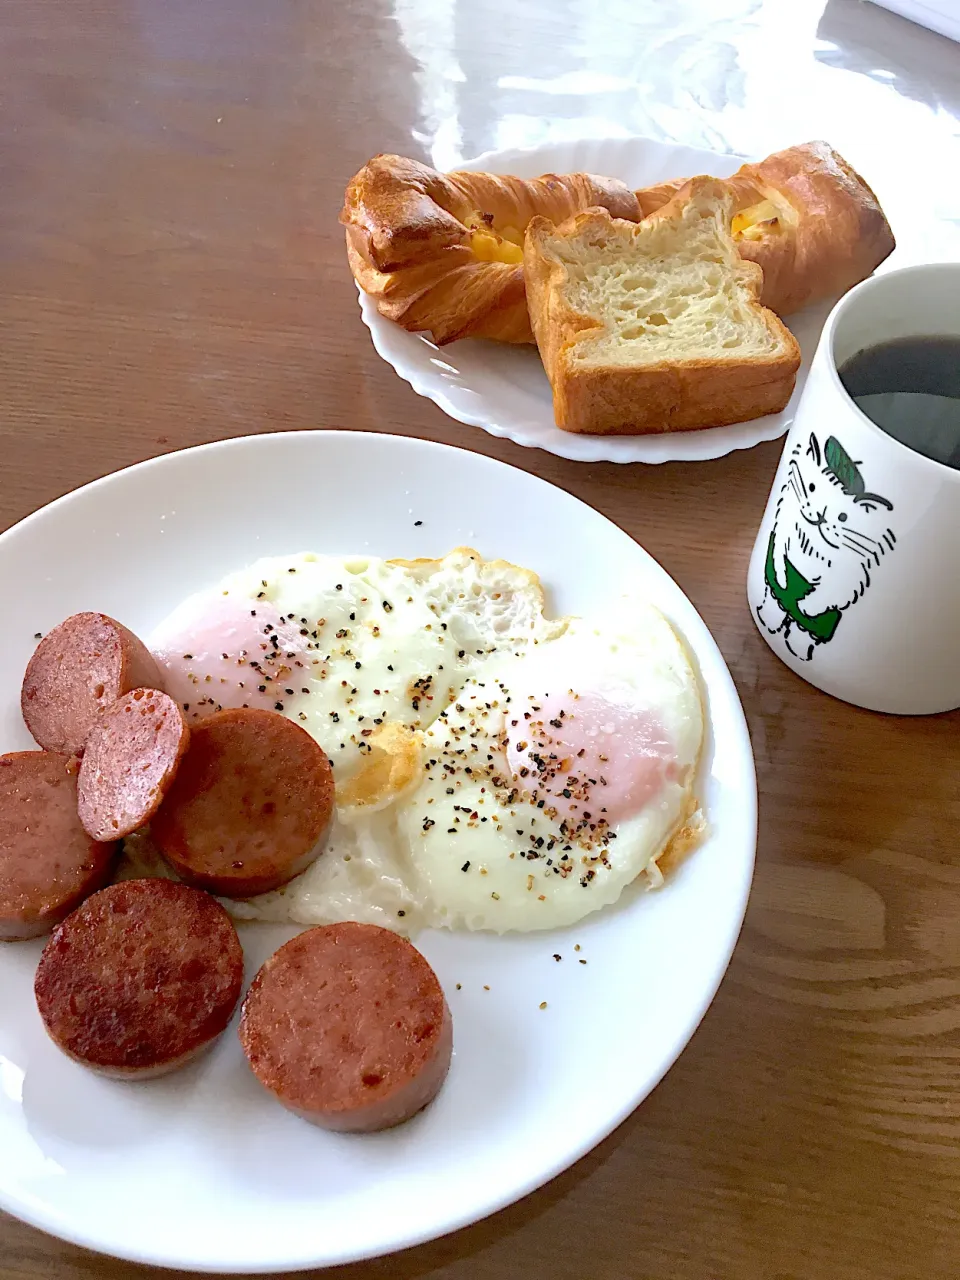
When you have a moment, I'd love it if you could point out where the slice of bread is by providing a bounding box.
[523,178,801,435]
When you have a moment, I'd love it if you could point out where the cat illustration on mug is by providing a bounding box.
[756,432,896,661]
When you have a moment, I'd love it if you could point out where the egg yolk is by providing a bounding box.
[151,596,320,721]
[505,690,678,830]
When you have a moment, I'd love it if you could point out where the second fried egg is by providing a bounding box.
[396,604,703,931]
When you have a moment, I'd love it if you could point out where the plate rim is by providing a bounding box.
[0,429,757,1272]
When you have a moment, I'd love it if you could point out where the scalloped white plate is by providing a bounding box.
[357,135,833,464]
[0,432,755,1271]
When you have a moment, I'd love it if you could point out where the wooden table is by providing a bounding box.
[3,1,960,1276]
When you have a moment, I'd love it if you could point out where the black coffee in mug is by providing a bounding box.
[837,336,960,469]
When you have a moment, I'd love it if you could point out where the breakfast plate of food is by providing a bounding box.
[344,135,896,462]
[0,430,755,1271]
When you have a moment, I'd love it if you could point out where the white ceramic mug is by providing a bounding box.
[747,262,960,715]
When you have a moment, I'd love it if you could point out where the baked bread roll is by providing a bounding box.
[634,142,894,316]
[341,154,642,344]
[524,179,801,436]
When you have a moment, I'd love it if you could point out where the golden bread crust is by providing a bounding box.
[341,154,642,344]
[635,178,687,217]
[634,141,895,315]
[524,179,801,436]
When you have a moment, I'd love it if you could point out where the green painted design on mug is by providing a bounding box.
[764,531,841,641]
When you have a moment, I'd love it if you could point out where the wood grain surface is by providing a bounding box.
[3,1,960,1277]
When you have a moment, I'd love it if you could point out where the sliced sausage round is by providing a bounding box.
[0,751,118,941]
[77,689,190,842]
[22,613,164,756]
[34,878,244,1078]
[150,707,334,898]
[239,922,453,1131]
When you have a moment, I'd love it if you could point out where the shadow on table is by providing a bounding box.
[816,0,960,116]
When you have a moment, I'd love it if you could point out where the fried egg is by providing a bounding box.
[150,549,558,797]
[140,551,703,935]
[396,605,703,931]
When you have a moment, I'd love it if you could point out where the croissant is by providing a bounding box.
[341,154,642,344]
[634,141,895,316]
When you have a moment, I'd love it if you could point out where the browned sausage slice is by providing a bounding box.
[34,879,244,1078]
[22,613,164,756]
[239,922,453,1131]
[150,707,334,898]
[77,689,190,841]
[0,751,118,941]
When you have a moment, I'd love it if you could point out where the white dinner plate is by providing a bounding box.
[356,135,834,464]
[0,431,755,1272]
